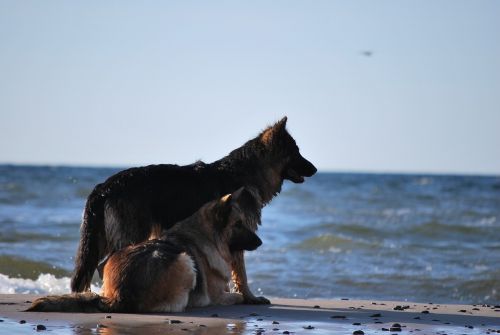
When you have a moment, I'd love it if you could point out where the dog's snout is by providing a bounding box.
[300,155,317,177]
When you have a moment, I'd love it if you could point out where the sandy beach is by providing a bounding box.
[0,294,498,334]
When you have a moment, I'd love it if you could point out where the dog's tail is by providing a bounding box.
[25,292,112,313]
[71,186,106,292]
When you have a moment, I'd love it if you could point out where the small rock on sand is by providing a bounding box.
[169,320,182,324]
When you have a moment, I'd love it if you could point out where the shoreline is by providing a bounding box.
[1,294,499,334]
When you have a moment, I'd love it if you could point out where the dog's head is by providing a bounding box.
[209,188,263,252]
[259,116,317,184]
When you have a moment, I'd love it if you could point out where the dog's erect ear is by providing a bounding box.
[260,116,288,147]
[231,187,260,214]
[213,193,233,229]
[276,116,288,128]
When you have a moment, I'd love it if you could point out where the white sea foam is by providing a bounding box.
[0,273,100,294]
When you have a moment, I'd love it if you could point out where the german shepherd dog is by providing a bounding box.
[28,188,262,313]
[71,117,317,304]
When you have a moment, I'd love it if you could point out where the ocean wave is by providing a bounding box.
[292,233,377,251]
[0,273,100,295]
[408,220,496,238]
[0,255,71,280]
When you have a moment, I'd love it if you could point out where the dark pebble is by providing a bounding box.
[36,325,46,331]
[105,315,112,319]
[432,319,440,322]
[313,305,320,309]
[257,318,263,321]
[413,316,421,319]
[472,308,480,311]
[375,321,383,324]
[19,320,26,324]
[393,305,410,311]
[382,328,389,331]
[392,323,402,328]
[211,314,219,317]
[249,312,259,316]
[352,322,361,325]
[0,320,3,322]
[283,331,290,334]
[341,298,349,300]
[303,325,315,329]
[273,321,280,324]
[390,327,402,332]
[370,313,382,317]
[199,325,206,327]
[353,331,364,335]
[25,301,32,303]
[465,325,474,329]
[421,310,430,314]
[169,320,182,324]
[459,310,467,313]
[331,315,346,319]
[273,328,279,331]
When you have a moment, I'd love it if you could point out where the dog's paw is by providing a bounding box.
[244,295,270,305]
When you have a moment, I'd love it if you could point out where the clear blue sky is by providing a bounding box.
[1,1,499,175]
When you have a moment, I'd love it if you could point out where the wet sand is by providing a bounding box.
[1,294,499,334]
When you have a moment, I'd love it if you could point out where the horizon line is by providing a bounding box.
[1,161,498,178]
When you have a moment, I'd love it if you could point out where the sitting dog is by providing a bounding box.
[27,188,262,313]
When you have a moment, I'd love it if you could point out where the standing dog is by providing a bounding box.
[71,117,317,303]
[28,188,262,313]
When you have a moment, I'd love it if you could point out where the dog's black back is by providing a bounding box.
[71,117,317,292]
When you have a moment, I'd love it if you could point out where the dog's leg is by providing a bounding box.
[231,251,270,304]
[218,292,244,306]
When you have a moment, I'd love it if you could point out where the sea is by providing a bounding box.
[0,164,499,304]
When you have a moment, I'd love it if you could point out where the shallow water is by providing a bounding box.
[0,165,499,304]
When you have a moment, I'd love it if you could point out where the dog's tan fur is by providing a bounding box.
[27,189,262,313]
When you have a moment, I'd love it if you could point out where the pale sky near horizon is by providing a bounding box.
[1,1,499,175]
